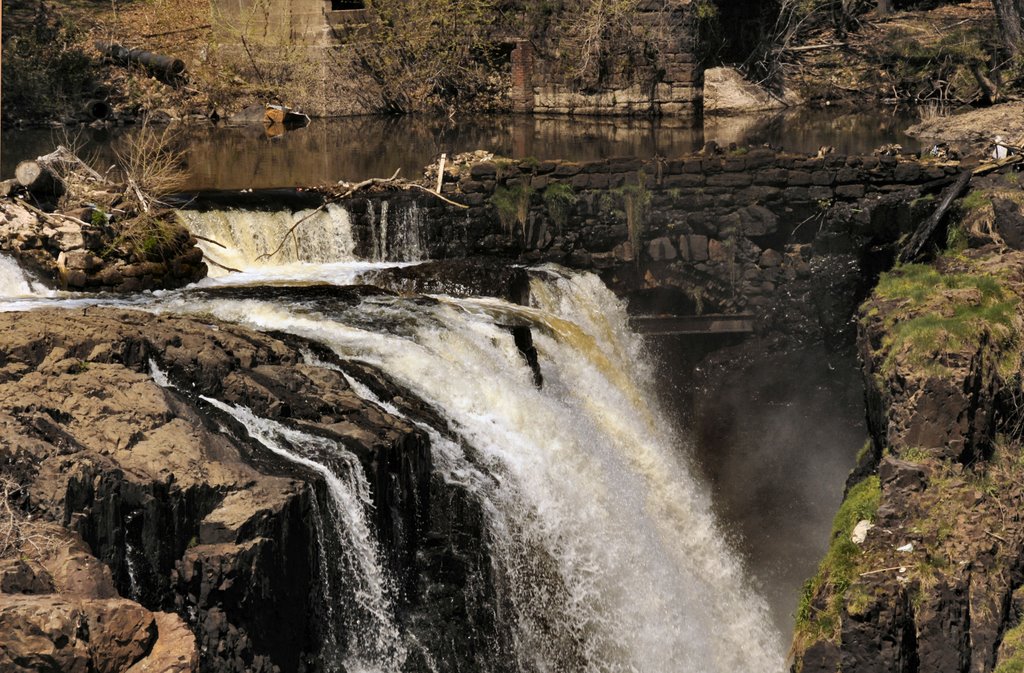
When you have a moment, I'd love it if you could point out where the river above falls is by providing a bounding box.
[1,107,921,190]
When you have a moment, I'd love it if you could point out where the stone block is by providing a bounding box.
[470,162,497,179]
[647,237,677,261]
[787,170,812,186]
[835,184,866,199]
[663,174,704,188]
[754,168,789,186]
[738,205,778,236]
[553,163,582,177]
[783,187,812,202]
[743,149,777,169]
[836,168,861,183]
[708,239,729,263]
[707,173,752,188]
[759,249,783,268]
[809,186,834,201]
[682,159,703,174]
[894,162,921,182]
[607,159,644,173]
[613,241,635,262]
[723,158,746,172]
[811,170,833,186]
[55,225,85,250]
[64,250,102,272]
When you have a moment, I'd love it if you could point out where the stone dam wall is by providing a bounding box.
[333,149,960,341]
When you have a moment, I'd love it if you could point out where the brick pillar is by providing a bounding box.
[511,40,535,113]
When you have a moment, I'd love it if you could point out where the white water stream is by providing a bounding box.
[1,206,785,672]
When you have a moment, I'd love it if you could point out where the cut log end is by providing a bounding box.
[15,161,62,196]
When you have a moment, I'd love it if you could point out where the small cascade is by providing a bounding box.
[199,397,407,673]
[368,200,425,263]
[123,511,143,601]
[0,254,43,297]
[161,265,785,673]
[179,204,357,272]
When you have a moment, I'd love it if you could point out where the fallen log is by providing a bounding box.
[95,40,186,82]
[898,169,973,263]
[15,161,63,197]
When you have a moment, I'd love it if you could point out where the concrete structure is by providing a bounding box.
[212,0,704,117]
[510,1,704,116]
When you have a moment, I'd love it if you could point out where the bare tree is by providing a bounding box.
[991,0,1024,56]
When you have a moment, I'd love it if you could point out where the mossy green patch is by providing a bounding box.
[793,476,881,650]
[961,190,993,212]
[491,184,533,234]
[871,263,1020,378]
[996,621,1024,673]
[542,183,577,229]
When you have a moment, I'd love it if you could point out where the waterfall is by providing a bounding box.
[147,356,404,671]
[367,200,427,263]
[158,265,785,672]
[179,199,426,274]
[178,204,357,273]
[0,254,43,297]
[201,397,406,672]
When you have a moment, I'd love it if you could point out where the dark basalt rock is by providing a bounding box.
[358,258,531,303]
[793,249,1024,673]
[0,307,521,673]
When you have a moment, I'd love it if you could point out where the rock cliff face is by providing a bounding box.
[792,248,1024,673]
[0,306,494,673]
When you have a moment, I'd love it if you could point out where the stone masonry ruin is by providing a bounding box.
[211,0,705,116]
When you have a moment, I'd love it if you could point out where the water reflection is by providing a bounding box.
[2,108,921,190]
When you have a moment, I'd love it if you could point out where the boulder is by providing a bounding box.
[702,67,793,114]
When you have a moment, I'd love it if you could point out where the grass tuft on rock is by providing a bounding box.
[871,263,1021,377]
[996,621,1024,673]
[793,475,881,652]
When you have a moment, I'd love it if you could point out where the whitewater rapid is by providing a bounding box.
[154,264,785,672]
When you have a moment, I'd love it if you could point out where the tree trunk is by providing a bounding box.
[992,0,1024,56]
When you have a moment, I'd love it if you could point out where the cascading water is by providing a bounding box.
[0,254,44,297]
[154,263,785,672]
[199,398,407,673]
[2,202,786,672]
[178,204,357,272]
[369,200,424,262]
[180,200,427,276]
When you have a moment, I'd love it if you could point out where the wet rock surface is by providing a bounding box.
[0,307,497,673]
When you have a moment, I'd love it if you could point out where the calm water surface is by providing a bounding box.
[2,108,921,190]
